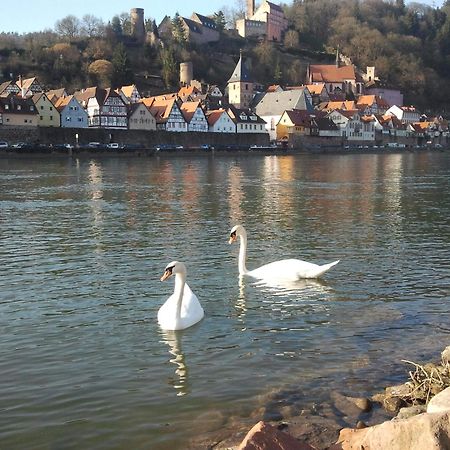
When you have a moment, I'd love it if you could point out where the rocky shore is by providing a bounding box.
[194,346,450,449]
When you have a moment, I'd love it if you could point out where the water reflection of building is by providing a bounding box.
[227,164,245,225]
[181,164,200,225]
[88,161,104,252]
[262,156,296,226]
[161,331,189,397]
[381,154,403,232]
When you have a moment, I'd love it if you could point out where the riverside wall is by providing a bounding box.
[0,126,269,148]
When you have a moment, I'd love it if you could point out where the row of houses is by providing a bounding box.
[0,77,266,135]
[1,50,448,145]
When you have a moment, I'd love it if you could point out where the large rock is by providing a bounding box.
[238,421,316,450]
[396,405,426,420]
[428,387,450,414]
[442,346,450,365]
[336,411,450,450]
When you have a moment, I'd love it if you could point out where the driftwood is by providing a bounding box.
[400,359,450,405]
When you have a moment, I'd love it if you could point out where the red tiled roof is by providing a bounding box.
[310,64,356,83]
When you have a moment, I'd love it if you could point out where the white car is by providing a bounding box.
[0,141,8,148]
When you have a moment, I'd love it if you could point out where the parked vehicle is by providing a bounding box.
[106,143,121,149]
[11,142,27,149]
[0,141,8,148]
[154,144,183,151]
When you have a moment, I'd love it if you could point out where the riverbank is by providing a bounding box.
[196,346,450,449]
[0,143,447,158]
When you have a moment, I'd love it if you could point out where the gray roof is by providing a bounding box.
[228,54,252,84]
[254,89,314,116]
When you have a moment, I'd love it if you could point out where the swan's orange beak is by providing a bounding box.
[160,270,172,281]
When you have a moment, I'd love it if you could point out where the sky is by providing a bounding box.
[0,0,232,34]
[0,0,443,35]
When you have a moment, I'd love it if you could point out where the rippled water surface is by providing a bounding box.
[1,152,449,449]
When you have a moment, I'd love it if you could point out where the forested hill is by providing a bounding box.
[283,0,450,111]
[0,0,449,112]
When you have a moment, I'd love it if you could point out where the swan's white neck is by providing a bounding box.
[173,272,186,323]
[238,231,249,275]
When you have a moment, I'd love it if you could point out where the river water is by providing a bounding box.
[1,151,449,449]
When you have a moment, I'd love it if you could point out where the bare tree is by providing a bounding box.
[81,14,105,38]
[55,15,81,40]
[221,0,246,29]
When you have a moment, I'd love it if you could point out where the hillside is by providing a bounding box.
[0,0,449,111]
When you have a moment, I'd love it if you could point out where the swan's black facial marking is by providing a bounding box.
[165,265,174,275]
[230,231,236,239]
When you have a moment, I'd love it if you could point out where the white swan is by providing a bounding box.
[229,224,340,280]
[158,261,204,330]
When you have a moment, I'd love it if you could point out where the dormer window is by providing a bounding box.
[240,113,247,120]
[250,115,256,121]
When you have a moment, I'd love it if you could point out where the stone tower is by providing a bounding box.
[246,0,255,18]
[180,62,193,87]
[227,51,254,109]
[131,8,145,44]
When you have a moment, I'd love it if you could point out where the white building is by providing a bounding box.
[206,109,236,133]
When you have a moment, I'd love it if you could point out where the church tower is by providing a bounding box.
[227,51,254,109]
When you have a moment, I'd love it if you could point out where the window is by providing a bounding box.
[41,106,44,110]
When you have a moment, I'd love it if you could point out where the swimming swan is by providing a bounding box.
[229,225,340,280]
[158,261,204,330]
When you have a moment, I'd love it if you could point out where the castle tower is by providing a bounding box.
[180,62,193,87]
[246,0,255,18]
[131,8,145,44]
[227,51,254,109]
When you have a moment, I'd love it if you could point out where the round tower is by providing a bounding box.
[131,8,145,44]
[180,62,193,87]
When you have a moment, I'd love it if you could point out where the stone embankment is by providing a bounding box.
[0,126,269,149]
[210,346,450,450]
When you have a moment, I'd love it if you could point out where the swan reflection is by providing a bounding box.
[161,330,189,397]
[236,275,331,298]
[245,275,331,297]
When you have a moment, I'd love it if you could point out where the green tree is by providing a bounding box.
[160,47,178,88]
[213,11,226,31]
[172,13,186,44]
[111,16,122,37]
[112,43,133,86]
[274,59,282,83]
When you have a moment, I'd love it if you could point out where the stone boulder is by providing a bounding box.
[442,346,450,365]
[335,411,450,450]
[396,404,426,420]
[238,421,317,450]
[427,387,450,414]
